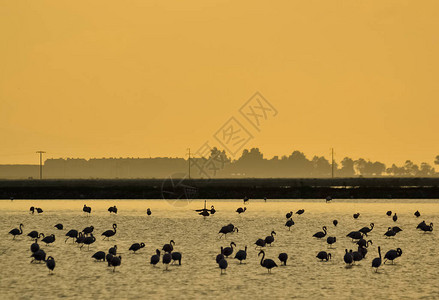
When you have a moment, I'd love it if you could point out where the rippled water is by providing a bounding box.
[0,199,438,299]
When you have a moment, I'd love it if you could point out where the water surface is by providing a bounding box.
[0,199,438,299]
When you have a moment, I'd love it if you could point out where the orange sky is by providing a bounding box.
[0,1,438,166]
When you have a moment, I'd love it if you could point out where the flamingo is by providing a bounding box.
[31,249,46,263]
[393,213,398,222]
[255,238,266,249]
[386,210,392,216]
[162,240,175,253]
[223,242,236,257]
[258,250,278,273]
[83,204,91,215]
[316,251,331,261]
[236,207,247,214]
[333,220,338,227]
[313,226,327,239]
[219,258,228,274]
[27,230,39,239]
[296,209,305,215]
[110,256,121,272]
[278,253,288,266]
[30,207,35,214]
[384,227,396,238]
[384,248,402,264]
[372,246,382,272]
[42,234,55,245]
[81,234,96,250]
[326,236,336,248]
[102,224,117,240]
[286,211,293,219]
[82,226,94,236]
[163,253,171,270]
[343,249,353,265]
[150,249,160,266]
[109,245,117,255]
[359,223,374,234]
[36,208,43,214]
[54,224,63,230]
[129,242,145,253]
[30,239,40,253]
[265,231,276,246]
[347,231,365,241]
[353,213,360,219]
[9,223,24,239]
[46,256,55,273]
[285,218,295,230]
[414,210,421,217]
[210,206,216,214]
[419,222,433,232]
[234,246,247,264]
[171,252,182,265]
[216,247,225,264]
[92,251,106,261]
[65,229,78,243]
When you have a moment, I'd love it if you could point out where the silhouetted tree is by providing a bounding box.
[338,157,355,177]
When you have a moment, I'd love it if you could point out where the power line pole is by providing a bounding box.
[331,148,334,179]
[36,151,46,179]
[187,148,191,180]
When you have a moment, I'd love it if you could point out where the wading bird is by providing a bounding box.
[313,226,327,239]
[83,204,91,215]
[92,251,106,261]
[234,246,247,264]
[278,253,288,266]
[265,231,276,246]
[359,223,374,235]
[236,207,247,214]
[129,242,145,253]
[285,218,294,230]
[102,224,117,240]
[9,223,24,239]
[316,251,331,261]
[162,240,175,253]
[372,246,382,272]
[46,256,55,273]
[384,248,402,264]
[150,249,160,266]
[258,250,278,273]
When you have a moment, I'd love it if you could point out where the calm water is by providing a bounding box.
[0,199,438,300]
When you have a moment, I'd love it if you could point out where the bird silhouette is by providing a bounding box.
[258,250,278,273]
[9,223,24,239]
[102,224,117,240]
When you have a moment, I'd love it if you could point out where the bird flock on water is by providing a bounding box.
[6,199,434,275]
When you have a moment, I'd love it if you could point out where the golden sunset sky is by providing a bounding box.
[1,1,437,165]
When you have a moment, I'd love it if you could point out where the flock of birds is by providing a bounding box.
[6,199,435,275]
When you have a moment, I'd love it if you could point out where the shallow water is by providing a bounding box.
[0,199,438,300]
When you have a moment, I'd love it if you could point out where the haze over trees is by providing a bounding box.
[0,148,437,179]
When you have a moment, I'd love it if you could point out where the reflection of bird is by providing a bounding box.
[414,210,421,217]
[102,224,117,240]
[258,250,278,273]
[316,251,331,261]
[9,223,24,239]
[372,246,382,272]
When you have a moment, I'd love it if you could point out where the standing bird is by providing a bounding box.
[353,213,360,219]
[419,222,433,232]
[106,253,113,264]
[316,251,331,261]
[218,224,237,239]
[223,242,236,257]
[352,248,364,264]
[150,249,160,266]
[347,231,365,241]
[83,204,91,215]
[359,223,374,235]
[81,234,96,250]
[110,256,122,272]
[109,245,117,255]
[9,223,24,239]
[326,236,336,248]
[236,207,247,214]
[286,211,293,219]
[28,230,39,239]
[30,239,40,253]
[83,226,94,236]
[384,248,402,264]
[30,207,35,214]
[171,252,182,265]
[333,220,338,227]
[46,256,55,273]
[386,210,392,216]
[313,226,327,239]
[414,210,421,218]
[219,258,228,274]
[92,251,106,261]
[265,231,276,246]
[102,224,117,240]
[163,252,172,270]
[129,242,145,253]
[42,234,56,245]
[372,246,382,272]
[258,250,278,273]
[296,209,305,215]
[234,246,247,264]
[36,208,43,214]
[216,247,225,264]
[210,206,216,214]
[31,249,46,263]
[54,224,63,230]
[392,226,403,233]
[162,240,175,253]
[357,238,373,248]
[343,249,353,265]
[147,208,152,216]
[255,238,266,248]
[65,229,78,243]
[285,218,295,230]
[278,253,288,266]
[243,196,249,204]
[75,232,85,246]
[108,206,118,214]
[393,213,398,222]
[384,227,396,238]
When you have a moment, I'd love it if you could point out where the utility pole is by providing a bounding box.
[331,148,334,179]
[36,151,46,179]
[187,148,191,180]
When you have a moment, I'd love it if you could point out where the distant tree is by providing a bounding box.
[355,159,386,176]
[404,160,419,176]
[435,155,439,165]
[312,156,331,177]
[338,157,355,177]
[386,164,407,176]
[417,162,435,176]
[287,151,313,177]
